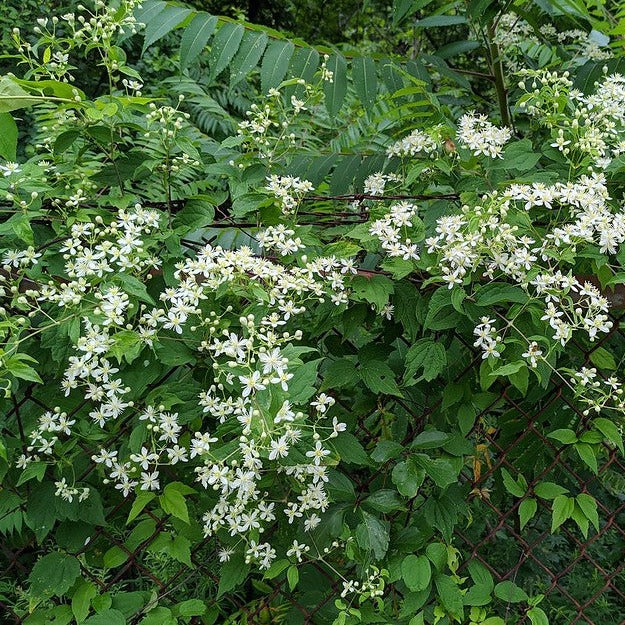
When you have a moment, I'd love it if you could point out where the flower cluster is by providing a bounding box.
[457,112,512,158]
[363,172,401,196]
[12,0,142,82]
[519,71,625,169]
[258,224,306,256]
[265,174,314,215]
[426,174,615,351]
[387,128,438,158]
[369,201,421,261]
[473,317,502,359]
[495,13,611,72]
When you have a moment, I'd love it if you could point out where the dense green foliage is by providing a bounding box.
[1,0,625,624]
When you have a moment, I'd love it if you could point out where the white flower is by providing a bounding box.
[0,162,21,176]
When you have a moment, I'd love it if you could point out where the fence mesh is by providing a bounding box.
[1,306,624,625]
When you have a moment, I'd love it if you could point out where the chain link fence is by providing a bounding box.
[1,305,624,625]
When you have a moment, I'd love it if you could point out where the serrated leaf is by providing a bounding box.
[159,483,190,523]
[355,511,390,559]
[352,56,377,111]
[359,360,403,397]
[402,555,431,591]
[475,283,528,307]
[434,574,464,619]
[0,112,17,160]
[261,40,294,93]
[392,459,425,498]
[142,6,192,54]
[404,339,447,384]
[84,610,126,625]
[230,32,268,86]
[414,455,457,488]
[323,53,348,117]
[29,552,81,598]
[180,13,217,70]
[208,23,245,81]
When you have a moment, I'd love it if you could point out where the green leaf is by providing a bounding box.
[287,565,299,591]
[576,493,599,532]
[411,431,449,449]
[84,609,126,625]
[364,489,404,513]
[352,56,377,111]
[72,580,97,623]
[491,139,541,172]
[475,283,529,307]
[416,15,467,28]
[494,580,528,603]
[6,356,43,383]
[593,417,624,454]
[180,13,217,70]
[29,552,81,598]
[321,358,359,390]
[588,345,616,370]
[575,442,598,474]
[172,196,216,230]
[413,455,457,489]
[331,432,369,465]
[16,461,46,486]
[142,6,192,54]
[534,481,568,500]
[0,76,40,112]
[434,574,464,619]
[323,53,348,117]
[127,491,155,524]
[109,330,143,365]
[359,360,403,397]
[528,607,549,625]
[0,112,17,160]
[404,339,447,383]
[401,555,431,592]
[217,554,249,598]
[261,40,295,93]
[355,511,390,559]
[176,599,206,618]
[551,494,574,532]
[501,468,525,497]
[351,274,394,310]
[159,483,191,523]
[230,32,268,87]
[519,498,537,530]
[392,459,425,498]
[547,428,578,445]
[371,440,404,462]
[208,23,245,81]
[103,546,128,569]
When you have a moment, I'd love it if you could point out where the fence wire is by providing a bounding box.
[1,310,624,625]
